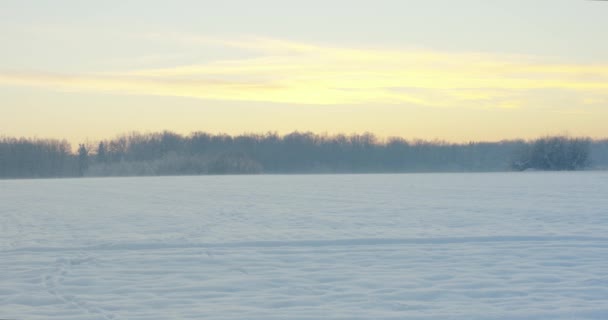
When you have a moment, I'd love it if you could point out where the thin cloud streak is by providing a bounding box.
[1,36,607,107]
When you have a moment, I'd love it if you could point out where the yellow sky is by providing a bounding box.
[3,37,608,107]
[3,1,608,144]
[2,36,608,144]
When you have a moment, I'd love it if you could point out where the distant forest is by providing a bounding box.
[1,131,607,179]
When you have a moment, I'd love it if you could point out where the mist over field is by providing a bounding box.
[1,132,607,179]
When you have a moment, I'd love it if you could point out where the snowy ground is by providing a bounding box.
[1,172,608,319]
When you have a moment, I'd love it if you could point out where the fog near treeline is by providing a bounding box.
[1,131,607,179]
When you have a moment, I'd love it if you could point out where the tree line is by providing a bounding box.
[1,132,606,178]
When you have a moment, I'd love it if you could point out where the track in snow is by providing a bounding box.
[1,173,608,319]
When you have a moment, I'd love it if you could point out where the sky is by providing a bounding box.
[1,0,608,143]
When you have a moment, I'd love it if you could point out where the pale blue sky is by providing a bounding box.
[1,0,607,142]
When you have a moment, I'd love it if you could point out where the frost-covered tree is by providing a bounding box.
[96,142,107,163]
[78,144,89,176]
[0,137,75,178]
[512,136,590,171]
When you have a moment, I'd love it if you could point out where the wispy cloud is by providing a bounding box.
[1,36,607,107]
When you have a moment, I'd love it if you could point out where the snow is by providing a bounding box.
[1,172,608,319]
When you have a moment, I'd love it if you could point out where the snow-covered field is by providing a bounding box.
[1,172,608,319]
